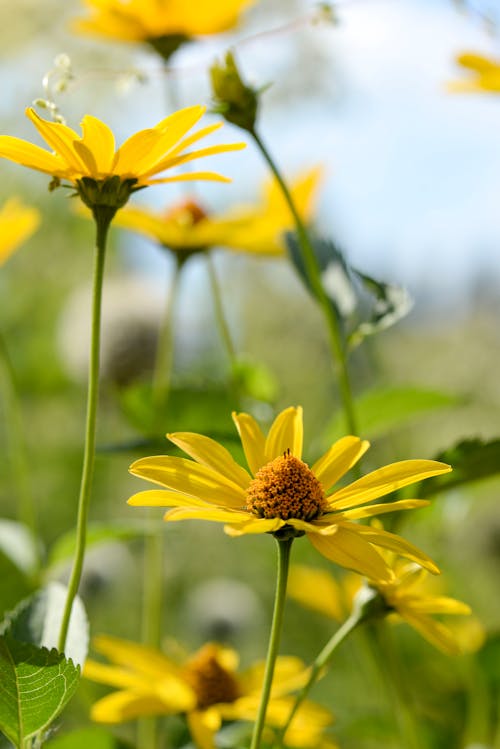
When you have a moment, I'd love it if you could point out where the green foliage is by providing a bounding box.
[46,726,134,748]
[0,550,34,624]
[47,522,144,570]
[325,386,460,443]
[420,438,500,497]
[0,637,80,747]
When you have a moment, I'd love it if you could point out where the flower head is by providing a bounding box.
[74,0,254,61]
[289,558,477,655]
[0,197,40,266]
[128,406,450,581]
[448,52,500,93]
[84,636,333,748]
[0,107,245,214]
[111,167,322,258]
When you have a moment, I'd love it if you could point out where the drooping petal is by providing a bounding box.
[312,436,370,492]
[232,411,267,475]
[265,406,303,461]
[327,459,451,511]
[0,135,67,176]
[307,526,392,581]
[287,565,347,622]
[395,608,463,655]
[129,455,245,508]
[224,517,286,536]
[332,498,430,520]
[347,523,440,575]
[186,710,220,749]
[167,431,251,489]
[163,506,249,524]
[402,597,471,616]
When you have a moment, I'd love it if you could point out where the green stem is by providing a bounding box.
[250,128,358,436]
[0,332,38,554]
[249,537,293,749]
[57,210,111,652]
[278,610,362,746]
[151,257,181,434]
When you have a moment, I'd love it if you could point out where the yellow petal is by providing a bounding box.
[403,597,471,616]
[307,526,392,580]
[26,108,85,173]
[187,710,219,749]
[224,517,286,536]
[456,52,498,72]
[312,436,370,492]
[0,135,67,175]
[349,523,440,575]
[327,459,451,511]
[148,141,247,176]
[80,114,116,173]
[129,455,245,508]
[167,431,251,489]
[166,122,224,158]
[163,506,248,523]
[232,411,267,475]
[0,198,40,265]
[396,608,463,655]
[83,660,147,689]
[90,690,175,723]
[113,128,164,175]
[265,406,303,461]
[288,565,346,622]
[127,489,213,508]
[91,634,177,678]
[145,171,232,185]
[334,498,430,520]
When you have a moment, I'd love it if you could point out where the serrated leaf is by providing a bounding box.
[1,583,88,667]
[420,438,500,497]
[47,522,143,569]
[285,233,412,347]
[325,387,460,443]
[0,636,80,746]
[46,726,134,748]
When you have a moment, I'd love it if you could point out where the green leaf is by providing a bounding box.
[326,386,460,442]
[1,583,88,667]
[420,438,500,497]
[0,520,39,577]
[47,522,144,569]
[0,636,80,746]
[46,727,134,748]
[285,233,412,347]
[231,356,278,403]
[0,550,34,623]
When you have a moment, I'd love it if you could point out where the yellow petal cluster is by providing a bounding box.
[84,636,334,748]
[74,0,254,43]
[0,197,40,266]
[448,52,500,93]
[128,406,451,581]
[112,167,322,257]
[0,106,245,190]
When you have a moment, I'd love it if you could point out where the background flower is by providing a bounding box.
[0,197,40,266]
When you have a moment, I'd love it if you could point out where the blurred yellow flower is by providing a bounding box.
[112,167,322,257]
[448,52,500,93]
[128,406,450,581]
[84,636,333,748]
[0,197,40,266]
[0,107,245,212]
[74,0,253,54]
[288,560,476,655]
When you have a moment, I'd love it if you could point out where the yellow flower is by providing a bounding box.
[0,106,245,212]
[128,406,450,581]
[84,636,333,749]
[112,167,322,257]
[74,0,254,55]
[0,197,40,266]
[288,561,475,655]
[448,52,500,93]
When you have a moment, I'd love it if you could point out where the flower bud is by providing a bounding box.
[210,51,260,133]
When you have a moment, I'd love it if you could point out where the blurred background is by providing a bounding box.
[1,1,500,747]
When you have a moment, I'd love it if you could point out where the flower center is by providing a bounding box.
[245,451,327,521]
[183,644,240,709]
[164,198,208,227]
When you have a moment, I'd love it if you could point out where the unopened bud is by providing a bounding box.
[210,51,260,133]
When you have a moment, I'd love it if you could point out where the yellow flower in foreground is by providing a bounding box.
[128,406,450,581]
[113,167,322,258]
[84,636,333,748]
[74,0,253,54]
[289,561,475,655]
[0,197,40,266]
[448,52,500,93]
[0,106,245,212]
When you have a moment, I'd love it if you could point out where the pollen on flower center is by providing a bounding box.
[165,198,208,227]
[245,451,327,521]
[183,644,240,709]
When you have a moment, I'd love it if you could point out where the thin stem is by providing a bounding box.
[57,211,111,652]
[250,128,358,436]
[249,537,293,749]
[278,610,362,745]
[0,332,38,553]
[151,257,181,434]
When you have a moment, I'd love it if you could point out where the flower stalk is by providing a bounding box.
[57,208,112,652]
[249,536,293,749]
